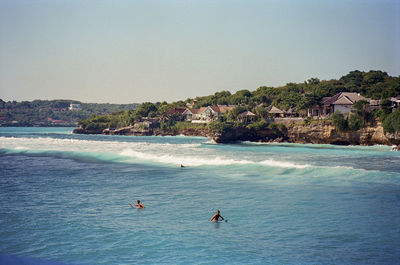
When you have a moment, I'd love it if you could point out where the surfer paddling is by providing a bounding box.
[210,210,225,222]
[129,200,145,208]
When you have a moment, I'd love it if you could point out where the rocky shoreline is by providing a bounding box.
[73,123,400,149]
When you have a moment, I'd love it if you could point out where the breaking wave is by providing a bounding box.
[0,136,310,169]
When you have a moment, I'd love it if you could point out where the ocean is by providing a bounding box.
[0,127,399,264]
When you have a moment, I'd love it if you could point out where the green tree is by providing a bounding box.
[362,70,387,86]
[307,78,320,85]
[353,100,369,124]
[331,111,348,132]
[227,106,247,121]
[348,113,363,131]
[340,70,363,87]
[207,121,233,133]
[135,102,157,118]
[254,107,268,119]
[382,109,400,134]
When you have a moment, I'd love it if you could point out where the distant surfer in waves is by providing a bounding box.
[180,164,184,168]
[129,200,145,208]
[210,210,224,222]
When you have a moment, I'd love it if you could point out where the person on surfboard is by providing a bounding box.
[129,200,145,208]
[210,210,224,222]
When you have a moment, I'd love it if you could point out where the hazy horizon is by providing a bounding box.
[1,0,399,104]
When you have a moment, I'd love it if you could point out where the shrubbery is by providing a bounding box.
[382,109,400,134]
[207,121,233,133]
[331,111,348,132]
[172,121,206,131]
[348,113,363,131]
[247,120,268,130]
[331,111,367,132]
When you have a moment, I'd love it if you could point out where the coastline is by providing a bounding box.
[72,123,400,148]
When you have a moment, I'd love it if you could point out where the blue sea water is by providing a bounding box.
[0,127,399,265]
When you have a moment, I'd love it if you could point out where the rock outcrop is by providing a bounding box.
[286,123,391,145]
[212,127,287,143]
[103,126,153,136]
[73,127,103,134]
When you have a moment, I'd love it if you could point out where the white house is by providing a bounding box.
[183,107,207,121]
[69,103,82,111]
[201,105,236,120]
[308,92,371,117]
[183,105,236,121]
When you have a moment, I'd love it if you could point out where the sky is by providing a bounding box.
[0,0,399,104]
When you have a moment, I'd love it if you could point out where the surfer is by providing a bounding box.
[180,164,184,168]
[210,209,224,222]
[129,200,145,208]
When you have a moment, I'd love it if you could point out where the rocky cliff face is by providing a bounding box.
[212,123,398,146]
[73,127,103,134]
[286,123,392,145]
[73,123,399,147]
[212,127,286,143]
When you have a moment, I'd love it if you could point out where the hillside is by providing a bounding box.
[0,99,139,127]
[74,70,400,140]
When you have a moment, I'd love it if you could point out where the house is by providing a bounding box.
[184,105,236,121]
[238,111,256,123]
[266,105,285,117]
[69,103,82,111]
[166,108,186,115]
[214,105,236,114]
[183,107,207,121]
[308,92,371,117]
[182,108,194,120]
[202,105,236,120]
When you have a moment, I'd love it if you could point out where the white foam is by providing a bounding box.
[14,146,26,150]
[259,159,310,169]
[120,148,310,168]
[0,136,312,169]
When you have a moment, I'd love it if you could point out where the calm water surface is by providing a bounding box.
[0,127,399,264]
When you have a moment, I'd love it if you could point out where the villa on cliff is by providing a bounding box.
[266,105,285,117]
[308,92,378,117]
[238,110,257,123]
[182,105,236,122]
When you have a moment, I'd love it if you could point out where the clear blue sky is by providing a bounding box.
[0,0,399,103]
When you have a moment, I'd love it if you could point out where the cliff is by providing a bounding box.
[211,123,399,147]
[286,123,395,145]
[73,123,400,147]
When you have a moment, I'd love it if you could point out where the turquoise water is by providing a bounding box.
[0,127,399,264]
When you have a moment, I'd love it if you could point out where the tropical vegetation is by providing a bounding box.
[76,70,400,134]
[0,99,139,126]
